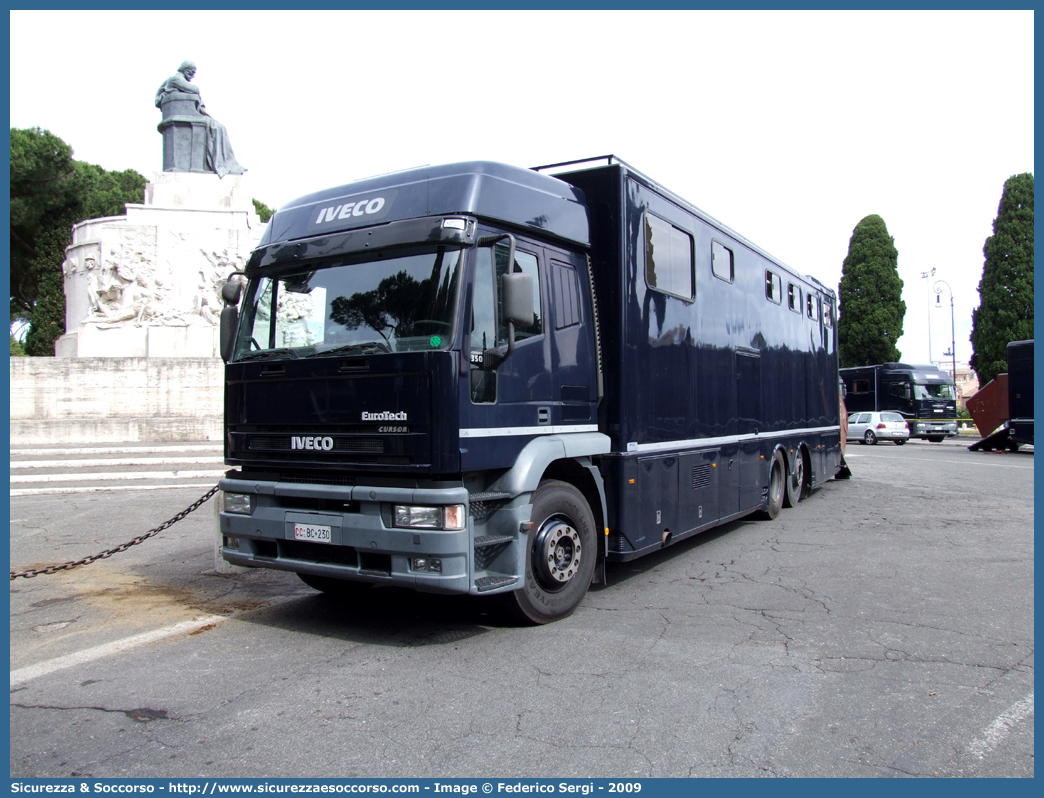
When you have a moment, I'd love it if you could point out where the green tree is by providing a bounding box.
[253,198,274,223]
[969,173,1034,386]
[10,127,147,355]
[837,214,905,367]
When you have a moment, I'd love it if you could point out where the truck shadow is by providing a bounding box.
[229,517,756,645]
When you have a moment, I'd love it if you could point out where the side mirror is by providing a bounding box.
[501,272,534,329]
[475,232,527,370]
[219,279,243,362]
[221,280,243,305]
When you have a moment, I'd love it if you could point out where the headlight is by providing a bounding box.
[393,504,466,531]
[224,492,252,515]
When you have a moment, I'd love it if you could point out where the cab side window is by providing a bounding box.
[470,242,543,403]
[495,245,542,342]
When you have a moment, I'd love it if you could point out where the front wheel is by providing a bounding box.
[501,480,597,625]
[864,430,877,445]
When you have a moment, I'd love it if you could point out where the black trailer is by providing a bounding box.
[839,363,958,441]
[1006,340,1034,447]
[217,155,845,623]
[968,339,1034,452]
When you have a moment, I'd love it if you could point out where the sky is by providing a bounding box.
[9,9,1034,368]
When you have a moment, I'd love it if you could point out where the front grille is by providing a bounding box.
[248,436,385,453]
[235,451,410,465]
[278,473,355,486]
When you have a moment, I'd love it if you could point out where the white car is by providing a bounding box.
[847,411,910,445]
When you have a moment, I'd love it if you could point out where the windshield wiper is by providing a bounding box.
[234,347,301,362]
[306,341,392,358]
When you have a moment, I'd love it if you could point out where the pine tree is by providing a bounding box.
[837,214,906,367]
[969,173,1034,386]
[10,128,147,355]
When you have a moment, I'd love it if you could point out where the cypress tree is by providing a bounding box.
[837,214,906,367]
[969,173,1034,386]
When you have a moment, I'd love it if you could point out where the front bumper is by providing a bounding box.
[911,420,958,438]
[218,474,529,595]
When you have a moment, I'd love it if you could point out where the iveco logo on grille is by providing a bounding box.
[362,411,407,421]
[292,436,334,451]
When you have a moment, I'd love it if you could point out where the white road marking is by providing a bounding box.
[844,453,1032,469]
[967,693,1034,759]
[10,615,228,688]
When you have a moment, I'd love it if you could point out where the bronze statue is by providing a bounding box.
[155,61,246,177]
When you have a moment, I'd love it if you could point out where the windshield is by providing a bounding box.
[913,382,955,400]
[233,247,464,360]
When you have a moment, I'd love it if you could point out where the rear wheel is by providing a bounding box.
[895,439,907,445]
[759,450,786,520]
[297,573,372,596]
[864,430,877,445]
[783,448,807,508]
[500,480,597,625]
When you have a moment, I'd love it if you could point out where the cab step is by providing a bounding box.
[474,575,518,592]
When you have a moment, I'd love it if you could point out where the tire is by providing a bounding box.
[297,572,372,596]
[864,430,877,445]
[895,439,907,445]
[783,448,807,508]
[759,450,786,520]
[500,480,597,625]
[928,436,944,443]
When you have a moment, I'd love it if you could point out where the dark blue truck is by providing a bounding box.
[217,156,844,623]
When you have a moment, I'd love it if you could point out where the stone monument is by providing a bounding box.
[155,60,246,177]
[56,62,262,358]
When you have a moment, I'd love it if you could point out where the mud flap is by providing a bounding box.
[592,546,607,586]
[836,454,852,479]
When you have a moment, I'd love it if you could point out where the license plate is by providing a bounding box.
[294,523,332,543]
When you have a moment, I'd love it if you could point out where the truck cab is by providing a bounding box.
[218,162,608,623]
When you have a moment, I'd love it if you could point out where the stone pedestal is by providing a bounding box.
[56,171,263,358]
[157,96,209,172]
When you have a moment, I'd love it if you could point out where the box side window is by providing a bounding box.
[645,212,694,301]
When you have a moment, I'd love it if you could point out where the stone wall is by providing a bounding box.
[10,357,224,445]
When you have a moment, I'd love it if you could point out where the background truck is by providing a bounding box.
[967,339,1034,452]
[839,363,958,441]
[217,155,845,623]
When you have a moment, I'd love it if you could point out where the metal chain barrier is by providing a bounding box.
[10,485,221,581]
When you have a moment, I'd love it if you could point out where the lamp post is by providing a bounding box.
[934,279,955,383]
[921,268,936,363]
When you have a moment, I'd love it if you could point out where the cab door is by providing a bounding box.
[460,233,551,471]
